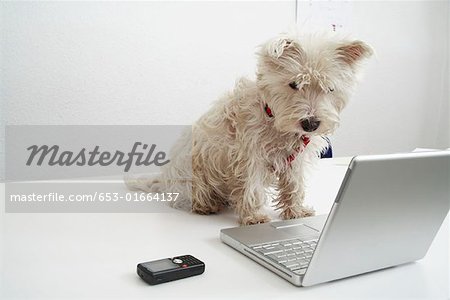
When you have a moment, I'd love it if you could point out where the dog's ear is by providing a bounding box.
[265,36,303,59]
[336,41,373,65]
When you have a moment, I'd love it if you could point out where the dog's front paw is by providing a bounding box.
[192,202,223,215]
[280,206,315,220]
[240,214,271,225]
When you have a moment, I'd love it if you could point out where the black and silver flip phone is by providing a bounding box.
[137,255,205,285]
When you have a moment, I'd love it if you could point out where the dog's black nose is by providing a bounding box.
[300,117,321,132]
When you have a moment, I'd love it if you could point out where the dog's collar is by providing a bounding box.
[287,135,310,164]
[264,103,310,165]
[264,103,274,118]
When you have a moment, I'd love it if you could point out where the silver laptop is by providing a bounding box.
[220,151,450,286]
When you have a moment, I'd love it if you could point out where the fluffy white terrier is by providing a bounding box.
[128,32,373,225]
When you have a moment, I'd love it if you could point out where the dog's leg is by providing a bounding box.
[229,181,271,225]
[191,185,225,215]
[276,170,315,220]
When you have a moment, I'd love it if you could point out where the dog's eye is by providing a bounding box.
[289,82,299,90]
[328,87,334,93]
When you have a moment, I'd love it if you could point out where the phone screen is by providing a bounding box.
[142,259,179,273]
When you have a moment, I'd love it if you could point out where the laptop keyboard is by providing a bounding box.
[251,238,318,275]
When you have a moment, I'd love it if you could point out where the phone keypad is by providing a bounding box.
[173,255,203,266]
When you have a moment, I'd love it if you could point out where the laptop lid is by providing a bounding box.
[303,151,450,286]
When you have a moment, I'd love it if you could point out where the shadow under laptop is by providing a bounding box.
[294,262,432,297]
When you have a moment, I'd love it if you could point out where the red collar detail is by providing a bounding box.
[264,103,309,166]
[287,135,310,164]
[301,135,310,146]
[264,103,274,117]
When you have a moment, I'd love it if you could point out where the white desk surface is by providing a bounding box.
[1,158,449,299]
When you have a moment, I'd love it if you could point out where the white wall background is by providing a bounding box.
[1,1,449,178]
[329,1,449,156]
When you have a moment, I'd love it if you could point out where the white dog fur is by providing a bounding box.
[127,32,373,225]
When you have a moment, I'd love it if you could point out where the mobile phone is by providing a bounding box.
[137,255,205,285]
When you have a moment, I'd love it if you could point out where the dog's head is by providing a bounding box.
[257,33,373,135]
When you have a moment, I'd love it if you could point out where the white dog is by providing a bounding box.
[127,32,373,225]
